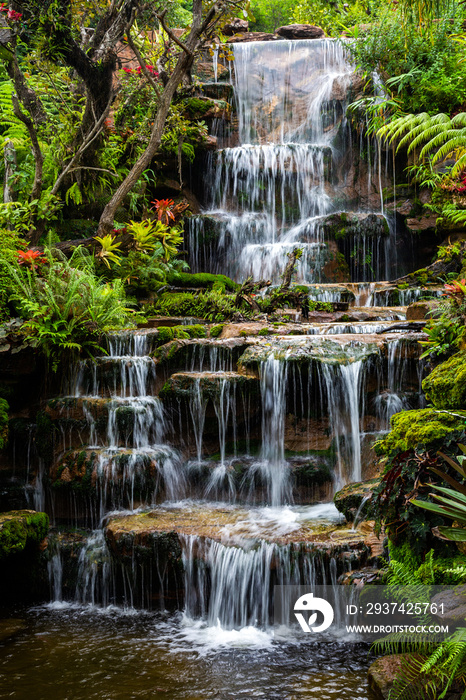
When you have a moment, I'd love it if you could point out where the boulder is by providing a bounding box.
[368,655,406,700]
[0,510,49,558]
[406,299,441,320]
[159,371,258,400]
[222,18,249,35]
[333,478,380,522]
[368,654,463,700]
[405,215,438,233]
[275,24,325,39]
[422,350,466,409]
[194,61,229,82]
[431,585,466,623]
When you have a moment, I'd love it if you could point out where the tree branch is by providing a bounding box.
[126,33,161,96]
[156,9,192,56]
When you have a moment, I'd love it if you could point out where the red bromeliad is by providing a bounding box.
[0,5,22,20]
[151,198,175,226]
[17,249,46,269]
[444,278,466,304]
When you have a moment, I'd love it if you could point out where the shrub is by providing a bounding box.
[8,246,136,367]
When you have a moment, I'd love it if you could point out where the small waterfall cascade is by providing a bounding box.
[188,39,399,283]
[5,42,425,649]
[47,330,184,523]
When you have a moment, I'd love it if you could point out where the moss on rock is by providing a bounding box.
[422,351,466,409]
[167,272,238,292]
[375,408,466,457]
[0,510,49,558]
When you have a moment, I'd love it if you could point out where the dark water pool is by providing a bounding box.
[0,605,376,700]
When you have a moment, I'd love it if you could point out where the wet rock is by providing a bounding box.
[105,504,367,554]
[228,31,279,42]
[0,510,49,558]
[339,566,383,585]
[200,82,234,101]
[405,215,438,233]
[194,61,229,82]
[368,655,406,699]
[406,299,441,320]
[154,337,247,372]
[376,407,466,455]
[237,335,384,369]
[220,322,271,339]
[222,18,249,35]
[182,96,231,120]
[159,371,258,400]
[275,24,325,39]
[333,479,380,522]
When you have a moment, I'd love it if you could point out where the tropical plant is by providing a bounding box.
[149,289,239,322]
[419,315,466,359]
[152,221,184,262]
[152,199,176,226]
[16,249,46,269]
[7,246,135,367]
[412,447,466,542]
[94,234,123,268]
[378,112,466,180]
[127,219,158,253]
[373,551,466,700]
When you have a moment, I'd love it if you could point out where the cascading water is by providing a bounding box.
[188,39,395,283]
[5,39,431,700]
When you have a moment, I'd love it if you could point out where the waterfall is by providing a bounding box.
[188,38,394,284]
[256,356,291,506]
[319,360,365,487]
[182,534,326,630]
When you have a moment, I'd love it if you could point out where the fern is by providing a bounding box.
[373,553,466,700]
[378,111,466,178]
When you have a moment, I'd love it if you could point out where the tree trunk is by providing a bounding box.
[3,140,16,204]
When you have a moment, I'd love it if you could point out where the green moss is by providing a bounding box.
[422,351,466,409]
[148,291,236,323]
[156,324,207,346]
[0,510,49,558]
[0,397,8,449]
[210,324,224,338]
[375,408,466,456]
[167,272,238,292]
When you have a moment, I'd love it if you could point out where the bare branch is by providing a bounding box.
[156,10,192,56]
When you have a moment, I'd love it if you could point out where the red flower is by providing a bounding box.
[151,198,175,226]
[7,9,22,21]
[17,249,46,269]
